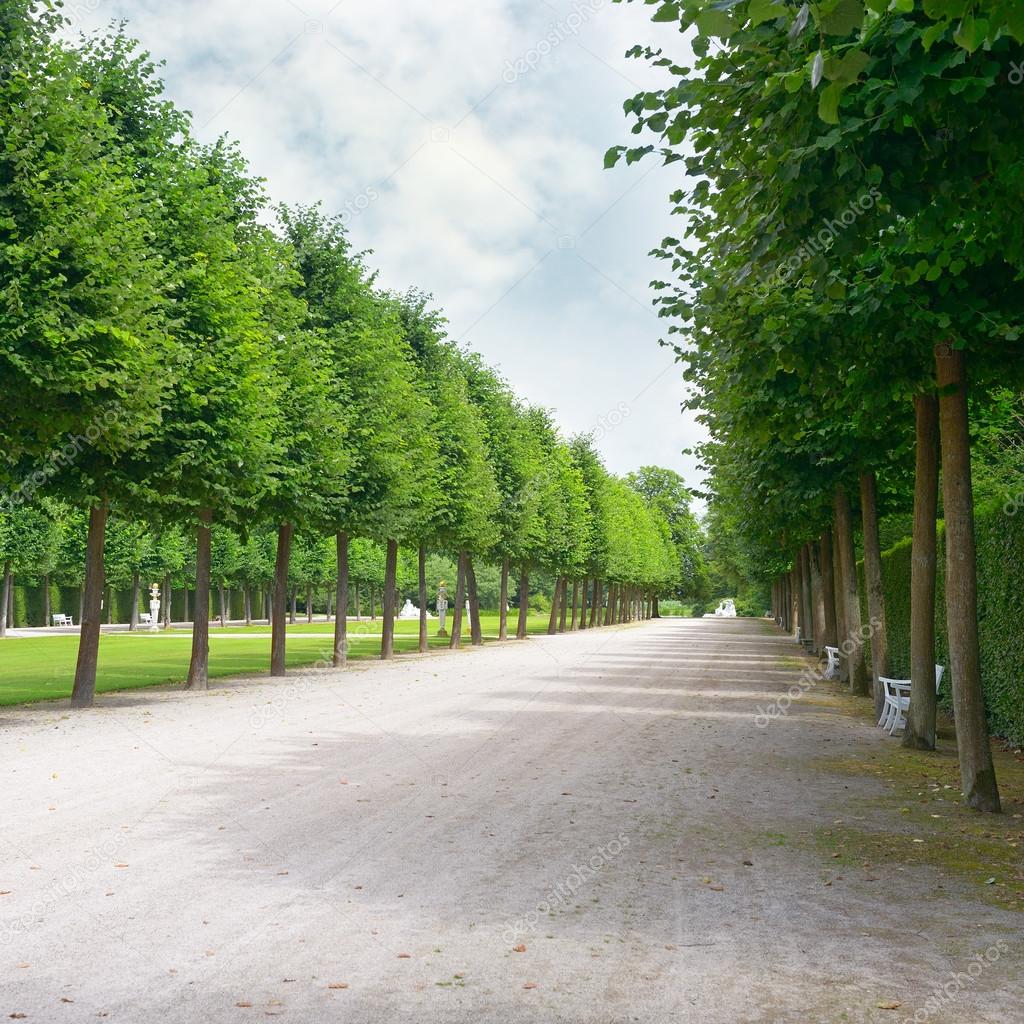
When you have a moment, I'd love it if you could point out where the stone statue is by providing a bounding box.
[436,582,448,637]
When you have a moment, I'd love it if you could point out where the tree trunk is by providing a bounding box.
[127,572,139,631]
[498,557,510,641]
[305,583,313,624]
[652,594,660,618]
[186,508,213,691]
[218,583,227,628]
[370,584,376,621]
[558,577,569,633]
[162,575,171,627]
[830,528,846,680]
[42,573,52,628]
[270,522,293,677]
[570,579,580,630]
[516,564,529,639]
[0,561,11,638]
[449,551,466,650]
[105,584,113,625]
[799,545,814,649]
[183,584,190,625]
[936,345,1001,811]
[578,575,588,630]
[590,579,600,627]
[905,394,940,751]
[820,531,838,646]
[547,578,561,634]
[334,532,349,668]
[859,469,889,719]
[355,583,361,620]
[381,539,399,660]
[289,585,297,625]
[244,584,253,626]
[809,545,826,658]
[834,485,869,696]
[71,502,108,708]
[418,545,429,654]
[466,555,483,646]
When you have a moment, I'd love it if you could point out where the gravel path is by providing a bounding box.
[2,618,1020,1022]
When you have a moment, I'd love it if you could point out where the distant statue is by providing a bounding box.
[398,599,420,620]
[436,582,448,637]
[715,599,737,618]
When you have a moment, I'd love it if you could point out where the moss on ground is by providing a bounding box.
[810,740,1024,912]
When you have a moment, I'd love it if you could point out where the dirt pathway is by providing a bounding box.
[1,617,1019,1022]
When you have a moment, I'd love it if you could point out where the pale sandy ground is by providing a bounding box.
[1,618,1020,1023]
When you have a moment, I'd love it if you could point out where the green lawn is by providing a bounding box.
[0,614,552,706]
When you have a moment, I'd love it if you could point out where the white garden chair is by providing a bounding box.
[823,646,839,679]
[879,665,945,734]
[51,613,74,627]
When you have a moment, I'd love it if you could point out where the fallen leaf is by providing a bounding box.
[708,885,725,892]
[15,964,30,969]
[114,864,129,869]
[742,860,753,867]
[512,944,526,953]
[235,1002,252,1008]
[327,983,348,990]
[0,891,11,895]
[877,1001,902,1010]
[523,982,537,990]
[397,953,411,959]
[60,999,74,1004]
[10,1014,27,1020]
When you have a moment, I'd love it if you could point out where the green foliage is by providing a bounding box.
[873,502,1024,744]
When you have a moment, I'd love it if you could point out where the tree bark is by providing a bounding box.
[71,502,108,708]
[590,579,600,627]
[219,583,227,628]
[830,527,847,680]
[334,531,349,668]
[370,584,376,621]
[904,394,940,750]
[799,545,814,649]
[935,345,1001,811]
[547,578,561,634]
[449,551,466,649]
[187,508,213,690]
[418,545,429,654]
[498,557,510,641]
[42,572,52,628]
[381,539,398,660]
[306,583,313,624]
[859,469,889,719]
[244,584,252,626]
[0,560,10,638]
[128,573,139,631]
[355,583,361,621]
[289,585,297,625]
[570,579,580,630]
[270,522,293,677]
[820,531,838,646]
[578,575,588,630]
[808,545,826,656]
[516,564,529,639]
[558,576,569,633]
[162,575,171,627]
[834,485,870,696]
[183,584,190,625]
[465,555,483,646]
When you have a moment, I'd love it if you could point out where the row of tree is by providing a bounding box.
[611,0,1024,812]
[0,4,701,705]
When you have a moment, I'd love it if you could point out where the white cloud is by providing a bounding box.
[71,0,707,499]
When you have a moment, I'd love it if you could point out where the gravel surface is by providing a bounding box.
[2,617,1020,1023]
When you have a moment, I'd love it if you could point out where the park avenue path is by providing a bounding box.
[2,618,1020,1023]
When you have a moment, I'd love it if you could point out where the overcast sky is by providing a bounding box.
[70,0,706,500]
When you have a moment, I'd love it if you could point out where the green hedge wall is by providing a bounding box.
[876,500,1024,746]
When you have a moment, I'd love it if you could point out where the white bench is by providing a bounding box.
[823,645,840,679]
[51,613,74,627]
[878,665,945,735]
[138,612,153,626]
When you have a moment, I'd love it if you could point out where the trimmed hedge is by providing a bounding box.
[875,500,1024,746]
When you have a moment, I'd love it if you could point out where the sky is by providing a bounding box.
[69,0,707,501]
